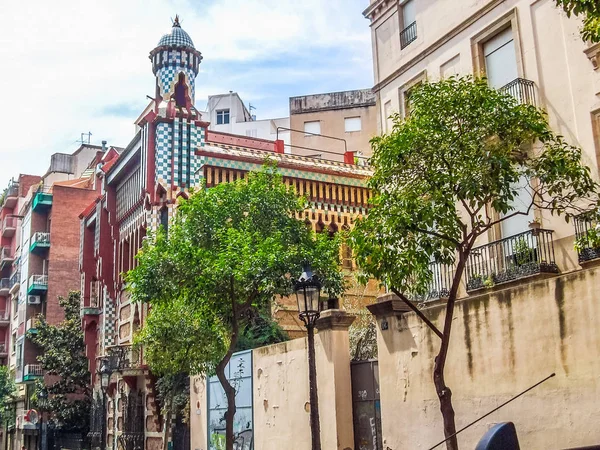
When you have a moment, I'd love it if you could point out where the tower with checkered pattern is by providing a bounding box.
[146,16,207,197]
[150,15,202,108]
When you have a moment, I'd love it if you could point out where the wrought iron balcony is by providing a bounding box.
[499,78,536,106]
[466,229,558,291]
[23,364,43,382]
[400,21,417,49]
[9,270,20,293]
[3,181,19,208]
[106,344,143,372]
[0,342,7,354]
[0,247,14,269]
[30,232,50,255]
[409,261,454,303]
[27,274,48,295]
[2,216,18,237]
[573,214,600,263]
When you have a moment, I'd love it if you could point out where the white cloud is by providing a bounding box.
[0,0,372,187]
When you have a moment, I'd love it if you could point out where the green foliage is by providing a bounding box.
[574,222,600,251]
[351,76,598,297]
[155,373,189,417]
[28,291,91,431]
[0,366,16,424]
[555,0,600,42]
[235,310,288,352]
[128,163,344,378]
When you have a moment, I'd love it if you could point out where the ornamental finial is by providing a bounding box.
[172,15,181,27]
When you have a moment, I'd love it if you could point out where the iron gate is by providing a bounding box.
[118,390,144,450]
[351,360,382,450]
[171,414,190,450]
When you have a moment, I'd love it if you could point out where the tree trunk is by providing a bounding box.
[162,400,171,450]
[433,252,468,450]
[216,288,240,450]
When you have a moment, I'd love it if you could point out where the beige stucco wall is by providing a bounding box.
[190,310,356,450]
[374,266,600,449]
[290,105,378,161]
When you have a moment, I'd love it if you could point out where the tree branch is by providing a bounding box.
[408,226,461,247]
[390,287,443,339]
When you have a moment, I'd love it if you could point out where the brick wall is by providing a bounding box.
[46,185,98,325]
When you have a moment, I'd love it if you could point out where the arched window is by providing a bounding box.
[160,207,169,235]
[173,72,189,107]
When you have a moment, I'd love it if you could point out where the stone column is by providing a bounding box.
[315,309,356,450]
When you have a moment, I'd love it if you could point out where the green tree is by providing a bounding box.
[555,0,600,42]
[28,291,91,432]
[350,76,598,450]
[128,164,344,450]
[0,365,16,423]
[155,373,190,450]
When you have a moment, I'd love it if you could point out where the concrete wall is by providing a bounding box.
[289,90,378,162]
[372,266,600,449]
[190,310,356,450]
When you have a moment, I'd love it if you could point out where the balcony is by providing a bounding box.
[0,278,9,296]
[400,21,417,49]
[466,229,558,291]
[27,274,48,295]
[29,232,50,255]
[0,310,9,325]
[573,214,600,263]
[2,216,18,238]
[3,181,19,209]
[0,247,14,270]
[106,344,144,374]
[9,270,21,294]
[23,364,43,382]
[499,78,536,106]
[26,318,38,335]
[32,187,53,213]
[409,261,454,303]
[0,342,7,356]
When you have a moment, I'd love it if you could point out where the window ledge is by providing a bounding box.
[584,43,600,71]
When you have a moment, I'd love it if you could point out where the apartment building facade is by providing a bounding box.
[362,1,600,447]
[4,145,110,450]
[289,89,378,163]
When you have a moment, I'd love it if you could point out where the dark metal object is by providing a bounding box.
[427,373,555,450]
[573,214,600,263]
[118,390,144,450]
[294,264,323,450]
[400,21,417,49]
[106,345,142,371]
[475,422,520,450]
[408,261,454,303]
[499,78,536,106]
[351,360,382,450]
[465,229,558,291]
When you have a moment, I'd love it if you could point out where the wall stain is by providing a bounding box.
[555,277,568,375]
[462,302,474,377]
[498,290,516,370]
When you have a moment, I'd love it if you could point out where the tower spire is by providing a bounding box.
[172,15,181,28]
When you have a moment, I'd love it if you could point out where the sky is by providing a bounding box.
[0,0,373,188]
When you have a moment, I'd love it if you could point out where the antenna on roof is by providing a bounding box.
[249,103,256,121]
[77,132,92,145]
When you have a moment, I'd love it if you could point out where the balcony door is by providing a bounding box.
[501,174,534,239]
[483,27,517,89]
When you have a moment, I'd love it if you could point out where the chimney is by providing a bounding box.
[101,140,107,151]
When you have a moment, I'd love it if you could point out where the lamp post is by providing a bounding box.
[99,358,113,450]
[294,264,322,450]
[38,387,48,450]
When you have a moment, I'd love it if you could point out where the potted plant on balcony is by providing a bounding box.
[528,218,542,232]
[574,222,600,260]
[514,238,535,267]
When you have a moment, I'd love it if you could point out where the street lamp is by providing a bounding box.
[37,387,48,450]
[98,358,113,450]
[294,263,322,450]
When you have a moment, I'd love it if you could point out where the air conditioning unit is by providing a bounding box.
[27,295,41,305]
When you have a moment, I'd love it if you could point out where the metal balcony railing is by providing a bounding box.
[408,261,454,303]
[106,345,143,371]
[0,310,9,322]
[29,274,48,290]
[400,21,417,49]
[31,231,50,245]
[0,247,14,266]
[5,181,19,198]
[23,364,43,381]
[0,343,6,353]
[573,214,600,263]
[0,278,9,292]
[466,229,558,291]
[9,270,20,290]
[499,78,536,106]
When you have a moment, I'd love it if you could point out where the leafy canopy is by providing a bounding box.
[351,76,598,295]
[28,291,91,431]
[128,163,344,377]
[555,0,600,42]
[0,365,16,424]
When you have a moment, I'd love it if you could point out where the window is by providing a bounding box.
[440,54,460,79]
[344,117,362,133]
[304,121,321,136]
[483,27,517,89]
[500,174,534,237]
[216,109,230,125]
[402,82,422,118]
[400,0,417,48]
